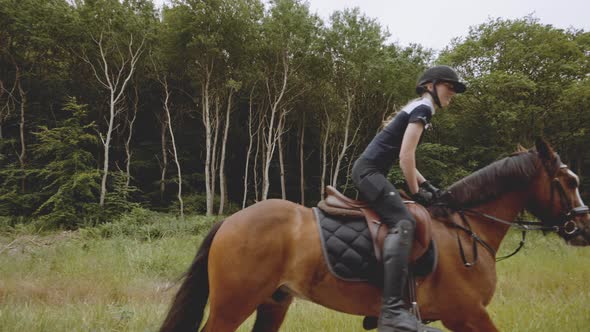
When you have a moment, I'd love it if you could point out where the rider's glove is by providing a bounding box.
[420,180,442,199]
[412,188,434,206]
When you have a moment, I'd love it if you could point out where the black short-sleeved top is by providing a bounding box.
[359,98,435,173]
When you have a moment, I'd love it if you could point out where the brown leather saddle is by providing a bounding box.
[317,186,433,262]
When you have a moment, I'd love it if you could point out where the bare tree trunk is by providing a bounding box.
[278,112,286,200]
[82,33,144,207]
[0,80,4,139]
[100,90,116,206]
[331,92,354,188]
[201,60,214,215]
[124,85,139,190]
[218,88,234,215]
[253,108,265,202]
[262,52,290,200]
[17,76,26,192]
[162,77,183,218]
[159,112,168,201]
[242,86,257,208]
[299,113,305,205]
[320,108,330,198]
[210,94,221,213]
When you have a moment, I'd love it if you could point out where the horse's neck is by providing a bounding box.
[468,190,529,252]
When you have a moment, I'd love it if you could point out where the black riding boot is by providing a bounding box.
[378,219,420,332]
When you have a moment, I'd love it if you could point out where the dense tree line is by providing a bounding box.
[0,0,588,227]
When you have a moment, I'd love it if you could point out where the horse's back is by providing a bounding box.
[208,199,316,279]
[205,200,323,318]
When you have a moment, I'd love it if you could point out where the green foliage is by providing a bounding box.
[416,143,471,188]
[435,16,589,191]
[101,171,142,221]
[0,1,588,226]
[80,208,218,240]
[28,98,101,228]
[178,193,220,215]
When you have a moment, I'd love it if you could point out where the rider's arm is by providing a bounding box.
[399,122,424,195]
[415,168,427,185]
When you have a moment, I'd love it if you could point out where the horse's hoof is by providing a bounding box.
[363,316,378,330]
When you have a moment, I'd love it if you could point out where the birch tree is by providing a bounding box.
[81,32,144,207]
[161,76,184,218]
[259,0,319,200]
[159,0,218,215]
[242,85,263,208]
[123,85,139,190]
[324,8,387,188]
[157,108,168,201]
[320,107,331,197]
[163,0,262,214]
[76,0,159,208]
[298,113,305,204]
[276,108,288,199]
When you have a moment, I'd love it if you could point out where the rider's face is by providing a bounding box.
[436,82,456,108]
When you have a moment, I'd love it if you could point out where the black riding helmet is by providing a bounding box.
[416,65,466,108]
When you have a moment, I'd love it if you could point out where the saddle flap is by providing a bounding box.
[369,203,433,262]
[318,186,432,262]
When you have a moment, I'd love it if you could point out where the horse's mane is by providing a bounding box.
[444,151,541,207]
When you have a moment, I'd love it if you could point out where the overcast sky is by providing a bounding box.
[154,0,589,50]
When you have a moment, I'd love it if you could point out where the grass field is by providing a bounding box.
[1,212,589,331]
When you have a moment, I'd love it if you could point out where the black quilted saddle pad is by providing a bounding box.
[313,207,438,283]
[313,207,380,282]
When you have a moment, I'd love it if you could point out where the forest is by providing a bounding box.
[1,0,589,228]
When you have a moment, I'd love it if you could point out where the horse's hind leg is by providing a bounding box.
[202,300,259,332]
[252,294,294,332]
[203,289,278,332]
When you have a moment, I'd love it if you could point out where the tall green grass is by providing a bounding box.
[0,212,589,331]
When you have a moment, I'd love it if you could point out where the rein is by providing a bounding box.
[439,164,589,267]
[447,208,573,268]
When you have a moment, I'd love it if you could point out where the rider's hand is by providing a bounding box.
[412,188,434,206]
[420,180,442,199]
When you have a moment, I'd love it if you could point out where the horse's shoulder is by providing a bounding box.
[406,202,431,223]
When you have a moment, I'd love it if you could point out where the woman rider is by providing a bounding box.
[351,65,466,332]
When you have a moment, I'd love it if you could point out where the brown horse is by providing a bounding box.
[160,139,590,332]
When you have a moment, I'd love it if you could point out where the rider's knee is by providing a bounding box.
[396,219,415,232]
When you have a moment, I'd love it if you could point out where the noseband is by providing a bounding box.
[550,165,589,236]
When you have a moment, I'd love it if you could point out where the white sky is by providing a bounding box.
[154,0,589,50]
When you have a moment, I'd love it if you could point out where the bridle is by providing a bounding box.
[441,163,589,267]
[549,165,589,237]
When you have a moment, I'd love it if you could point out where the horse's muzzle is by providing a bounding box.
[566,212,590,246]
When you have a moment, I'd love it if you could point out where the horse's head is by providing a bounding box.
[527,139,590,246]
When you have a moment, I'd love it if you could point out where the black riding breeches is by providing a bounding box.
[352,158,416,229]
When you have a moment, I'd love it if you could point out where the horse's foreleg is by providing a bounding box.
[251,295,294,332]
[441,306,499,332]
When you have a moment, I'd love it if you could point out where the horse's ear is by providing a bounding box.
[535,137,556,161]
[516,144,528,153]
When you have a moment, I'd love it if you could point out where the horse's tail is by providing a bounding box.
[159,220,225,332]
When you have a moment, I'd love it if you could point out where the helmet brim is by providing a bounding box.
[451,81,467,93]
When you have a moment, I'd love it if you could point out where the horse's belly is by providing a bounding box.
[280,206,383,316]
